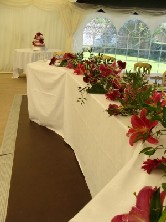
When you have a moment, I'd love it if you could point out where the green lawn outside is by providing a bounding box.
[83,52,166,75]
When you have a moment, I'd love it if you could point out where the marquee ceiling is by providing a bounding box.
[76,0,166,9]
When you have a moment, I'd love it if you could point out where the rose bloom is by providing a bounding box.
[127,108,158,146]
[117,60,126,69]
[107,104,120,115]
[83,75,90,83]
[142,157,166,174]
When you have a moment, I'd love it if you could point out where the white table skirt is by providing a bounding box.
[27,61,69,137]
[13,48,59,78]
[26,61,166,222]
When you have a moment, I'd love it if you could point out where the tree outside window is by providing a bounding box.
[83,17,166,74]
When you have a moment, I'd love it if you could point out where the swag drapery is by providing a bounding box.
[0,0,166,72]
[0,0,84,72]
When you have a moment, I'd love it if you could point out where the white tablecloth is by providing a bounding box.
[13,48,59,78]
[27,61,69,137]
[26,61,166,222]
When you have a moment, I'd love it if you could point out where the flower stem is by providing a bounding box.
[158,207,166,222]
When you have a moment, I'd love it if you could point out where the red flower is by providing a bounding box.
[161,99,166,107]
[66,61,74,69]
[107,104,120,115]
[99,64,112,78]
[83,75,90,83]
[111,78,118,88]
[74,63,85,75]
[127,108,158,146]
[142,157,166,174]
[106,89,121,101]
[117,60,126,69]
[63,52,76,60]
[39,39,44,44]
[111,186,166,222]
[145,91,166,108]
[49,57,56,65]
[36,32,42,36]
[146,91,162,106]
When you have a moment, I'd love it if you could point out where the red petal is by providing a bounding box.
[128,207,149,222]
[160,191,166,205]
[136,186,154,213]
[146,136,159,144]
[129,132,139,146]
[111,214,128,222]
[127,128,135,136]
[131,115,145,128]
[148,120,158,129]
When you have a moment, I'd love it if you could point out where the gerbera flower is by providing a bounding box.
[142,157,166,174]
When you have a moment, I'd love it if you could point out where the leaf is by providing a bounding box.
[150,188,162,222]
[162,183,166,191]
[162,107,166,128]
[139,147,156,156]
[158,207,166,222]
[144,150,156,156]
[140,147,154,153]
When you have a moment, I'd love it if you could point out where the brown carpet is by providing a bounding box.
[5,95,91,222]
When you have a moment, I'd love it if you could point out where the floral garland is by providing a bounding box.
[106,70,166,221]
[49,52,166,221]
[49,52,83,69]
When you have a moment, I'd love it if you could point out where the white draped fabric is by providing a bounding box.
[0,0,166,72]
[26,61,166,221]
[13,48,60,77]
[0,3,67,72]
[71,3,166,32]
[27,61,136,197]
[0,0,69,9]
[0,1,86,72]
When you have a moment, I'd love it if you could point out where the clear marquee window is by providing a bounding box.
[83,17,166,74]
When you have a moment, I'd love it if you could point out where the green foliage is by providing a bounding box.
[87,83,107,94]
[140,147,156,156]
[150,188,162,222]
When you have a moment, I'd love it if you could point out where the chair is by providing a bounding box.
[102,55,116,62]
[95,54,116,62]
[53,51,65,59]
[162,71,166,86]
[134,62,152,74]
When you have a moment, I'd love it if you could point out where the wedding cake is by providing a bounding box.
[32,32,45,51]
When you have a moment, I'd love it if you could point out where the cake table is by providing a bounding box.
[13,48,60,78]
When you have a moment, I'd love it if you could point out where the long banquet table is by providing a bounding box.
[27,61,166,222]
